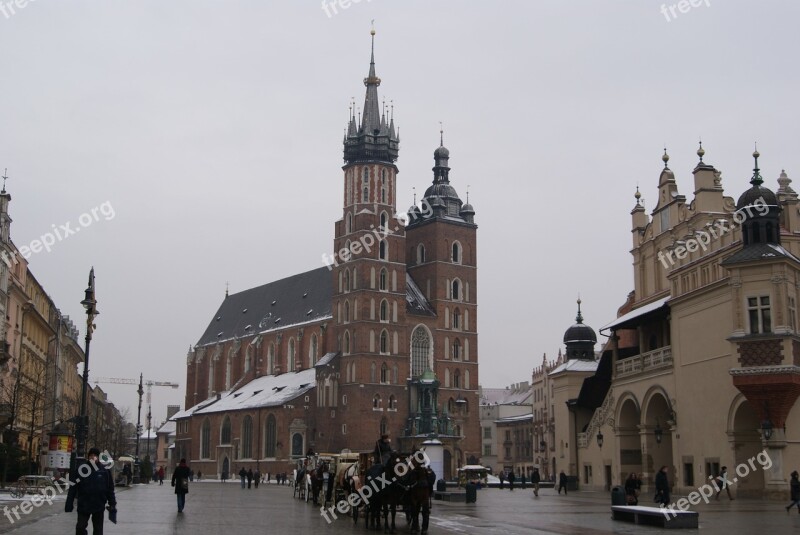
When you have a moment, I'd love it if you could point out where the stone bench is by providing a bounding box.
[434,491,467,502]
[611,505,698,529]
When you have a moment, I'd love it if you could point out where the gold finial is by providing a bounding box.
[635,185,642,203]
[697,139,705,162]
[370,19,375,36]
[753,142,760,159]
[662,147,670,168]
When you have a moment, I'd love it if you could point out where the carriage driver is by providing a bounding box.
[374,433,391,465]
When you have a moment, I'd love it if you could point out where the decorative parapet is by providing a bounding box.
[615,346,672,378]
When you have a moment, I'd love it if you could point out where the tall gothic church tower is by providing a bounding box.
[327,30,409,451]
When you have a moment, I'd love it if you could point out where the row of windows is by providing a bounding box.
[444,307,469,331]
[207,335,319,393]
[442,368,470,389]
[415,241,464,265]
[372,394,398,409]
[745,293,798,334]
[339,267,397,293]
[339,328,397,355]
[200,414,276,460]
[345,166,392,207]
[337,298,399,324]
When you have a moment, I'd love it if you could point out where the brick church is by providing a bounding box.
[173,31,480,480]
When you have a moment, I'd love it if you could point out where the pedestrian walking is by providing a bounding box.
[508,470,516,491]
[239,467,247,488]
[266,472,271,484]
[558,470,568,495]
[715,466,733,500]
[197,470,202,481]
[189,469,194,482]
[499,471,505,489]
[520,472,526,489]
[171,458,191,513]
[624,473,639,505]
[655,466,670,506]
[254,469,260,488]
[65,447,117,535]
[247,468,254,489]
[786,470,800,514]
[158,466,165,486]
[531,468,541,496]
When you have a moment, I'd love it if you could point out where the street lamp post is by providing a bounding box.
[75,268,98,461]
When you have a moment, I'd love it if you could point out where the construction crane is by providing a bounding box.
[93,374,179,476]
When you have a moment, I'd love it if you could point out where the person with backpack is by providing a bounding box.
[65,448,117,534]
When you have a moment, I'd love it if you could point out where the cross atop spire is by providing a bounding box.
[751,143,763,186]
[343,26,399,164]
[1,168,7,194]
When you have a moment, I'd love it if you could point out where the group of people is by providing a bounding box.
[237,467,261,488]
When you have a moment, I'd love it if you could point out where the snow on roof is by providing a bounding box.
[549,359,599,375]
[314,351,338,368]
[194,368,316,415]
[495,413,533,424]
[601,296,669,331]
[157,420,176,434]
[479,386,532,406]
[171,395,220,420]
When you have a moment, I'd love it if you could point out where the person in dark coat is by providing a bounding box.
[655,466,670,506]
[531,468,541,496]
[158,466,165,485]
[246,468,254,489]
[239,467,247,488]
[374,433,391,465]
[254,469,260,488]
[65,447,117,535]
[624,473,639,505]
[558,470,568,495]
[498,471,505,489]
[172,458,191,513]
[520,472,526,489]
[786,470,800,514]
[507,470,516,491]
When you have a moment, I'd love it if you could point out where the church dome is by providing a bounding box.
[736,149,779,210]
[563,323,597,345]
[434,145,450,159]
[563,299,597,344]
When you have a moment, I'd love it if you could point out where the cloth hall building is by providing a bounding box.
[173,34,480,480]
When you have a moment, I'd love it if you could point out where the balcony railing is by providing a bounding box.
[616,346,672,378]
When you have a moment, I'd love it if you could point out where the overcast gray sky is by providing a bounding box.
[1,1,798,426]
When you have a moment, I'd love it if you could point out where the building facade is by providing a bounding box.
[478,383,532,476]
[176,32,480,480]
[561,147,800,499]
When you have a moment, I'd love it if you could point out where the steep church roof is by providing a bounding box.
[196,267,332,347]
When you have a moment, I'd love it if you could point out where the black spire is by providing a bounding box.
[343,27,399,164]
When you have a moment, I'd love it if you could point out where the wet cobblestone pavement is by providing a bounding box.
[1,481,797,534]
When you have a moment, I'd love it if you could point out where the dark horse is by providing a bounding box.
[362,452,418,533]
[310,461,330,506]
[407,463,434,535]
